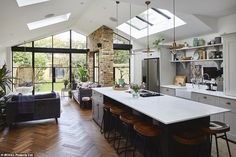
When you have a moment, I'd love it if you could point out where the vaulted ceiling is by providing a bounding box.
[0,0,236,48]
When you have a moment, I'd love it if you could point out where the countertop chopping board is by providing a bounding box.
[174,76,187,86]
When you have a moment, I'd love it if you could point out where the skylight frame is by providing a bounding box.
[27,13,71,30]
[126,17,148,30]
[117,8,186,39]
[16,0,50,7]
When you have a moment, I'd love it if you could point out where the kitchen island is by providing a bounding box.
[92,87,230,157]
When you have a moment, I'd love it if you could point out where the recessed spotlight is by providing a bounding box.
[45,13,55,18]
[109,17,117,22]
[16,0,50,7]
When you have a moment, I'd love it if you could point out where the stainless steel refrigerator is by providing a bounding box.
[142,58,160,92]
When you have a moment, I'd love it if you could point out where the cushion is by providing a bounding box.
[11,94,21,101]
[81,82,90,88]
[88,83,98,88]
[82,97,90,101]
[34,92,56,99]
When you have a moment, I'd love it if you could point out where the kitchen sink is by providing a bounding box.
[126,90,163,97]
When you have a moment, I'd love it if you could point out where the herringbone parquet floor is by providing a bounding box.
[0,98,235,157]
[0,98,119,157]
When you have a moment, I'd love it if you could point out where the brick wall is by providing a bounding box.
[87,26,114,87]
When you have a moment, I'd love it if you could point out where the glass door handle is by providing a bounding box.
[52,67,56,83]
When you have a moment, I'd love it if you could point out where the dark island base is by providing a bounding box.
[159,116,210,157]
[103,96,211,157]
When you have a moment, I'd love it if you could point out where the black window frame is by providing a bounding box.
[93,51,99,83]
[11,30,89,94]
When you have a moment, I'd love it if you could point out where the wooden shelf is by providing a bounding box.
[170,43,223,51]
[171,59,223,63]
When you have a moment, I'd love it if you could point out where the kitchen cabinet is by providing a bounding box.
[191,92,224,122]
[223,32,236,97]
[192,92,236,142]
[160,87,176,96]
[92,90,104,126]
[219,97,236,142]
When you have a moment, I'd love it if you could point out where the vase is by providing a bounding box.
[193,38,198,47]
[118,79,124,85]
[132,91,139,98]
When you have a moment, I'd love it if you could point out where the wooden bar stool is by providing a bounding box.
[202,121,231,157]
[100,102,115,137]
[173,129,207,157]
[133,121,161,157]
[108,106,127,148]
[117,112,140,157]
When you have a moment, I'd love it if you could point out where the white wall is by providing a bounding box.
[218,13,236,34]
[172,13,236,45]
[0,47,7,66]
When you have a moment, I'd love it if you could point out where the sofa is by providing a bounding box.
[72,82,101,108]
[6,92,60,126]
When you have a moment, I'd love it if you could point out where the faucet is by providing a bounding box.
[203,73,210,81]
[202,73,216,91]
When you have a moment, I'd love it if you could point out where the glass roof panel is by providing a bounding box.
[138,8,168,25]
[117,8,186,39]
[126,17,147,30]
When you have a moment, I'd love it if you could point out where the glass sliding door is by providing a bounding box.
[71,53,87,81]
[113,50,130,84]
[53,53,70,92]
[34,53,52,94]
[12,51,33,94]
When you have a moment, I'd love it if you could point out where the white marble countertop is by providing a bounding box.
[92,87,229,125]
[161,85,236,100]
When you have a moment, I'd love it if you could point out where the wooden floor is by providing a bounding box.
[0,98,235,157]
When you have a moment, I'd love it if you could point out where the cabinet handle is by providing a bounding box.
[226,102,231,105]
[203,96,207,99]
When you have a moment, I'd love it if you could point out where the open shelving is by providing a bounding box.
[170,43,223,62]
[170,43,223,52]
[171,58,223,63]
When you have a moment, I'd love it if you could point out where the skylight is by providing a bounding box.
[16,0,50,7]
[117,8,186,39]
[27,13,71,30]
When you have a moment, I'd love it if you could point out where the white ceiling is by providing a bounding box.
[0,0,236,48]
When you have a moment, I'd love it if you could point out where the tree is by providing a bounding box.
[13,52,47,83]
[113,50,129,64]
[34,54,47,82]
[13,52,31,66]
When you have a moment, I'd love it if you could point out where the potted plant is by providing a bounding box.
[0,64,12,97]
[130,83,141,98]
[67,83,72,98]
[153,36,165,51]
[78,65,88,82]
[71,74,77,90]
[118,68,126,85]
[63,79,69,89]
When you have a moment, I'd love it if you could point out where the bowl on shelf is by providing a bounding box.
[182,56,192,60]
[192,50,200,60]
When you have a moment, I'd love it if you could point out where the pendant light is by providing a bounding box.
[143,1,154,53]
[129,3,135,56]
[171,0,177,54]
[115,1,119,43]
